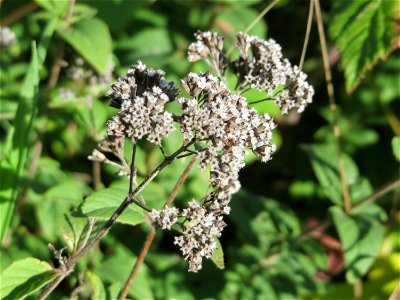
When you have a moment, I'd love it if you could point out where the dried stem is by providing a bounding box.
[117,227,156,300]
[0,2,39,27]
[47,0,75,89]
[37,142,194,300]
[129,143,137,194]
[92,161,101,191]
[314,0,352,214]
[118,157,197,300]
[299,0,314,71]
[353,177,400,210]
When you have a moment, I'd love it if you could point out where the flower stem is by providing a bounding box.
[118,157,197,300]
[37,141,194,299]
[314,0,352,215]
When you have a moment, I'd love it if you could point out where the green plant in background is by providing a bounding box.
[0,0,399,299]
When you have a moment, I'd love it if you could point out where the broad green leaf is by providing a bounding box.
[211,237,225,269]
[86,271,106,300]
[117,28,173,58]
[392,137,400,161]
[0,258,57,300]
[70,4,98,24]
[330,205,386,283]
[35,181,87,242]
[59,18,112,74]
[330,0,398,93]
[79,187,146,226]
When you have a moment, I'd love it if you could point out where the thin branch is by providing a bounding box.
[118,157,197,300]
[118,227,156,300]
[0,2,39,27]
[92,161,101,192]
[47,0,76,89]
[314,0,352,214]
[129,143,137,194]
[249,98,273,105]
[37,141,194,300]
[389,284,400,300]
[299,0,314,71]
[353,177,400,210]
[226,0,280,57]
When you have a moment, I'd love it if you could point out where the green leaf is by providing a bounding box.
[0,43,39,243]
[0,258,57,300]
[330,0,398,93]
[117,28,173,58]
[330,205,386,283]
[35,180,87,242]
[79,187,146,226]
[86,271,106,300]
[302,144,360,205]
[0,13,59,243]
[105,282,121,300]
[59,18,112,74]
[61,212,88,251]
[211,237,225,269]
[392,137,400,161]
[97,236,154,299]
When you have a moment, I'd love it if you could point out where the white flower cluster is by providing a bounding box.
[149,206,179,230]
[103,60,178,145]
[188,31,224,63]
[233,32,314,114]
[174,200,226,272]
[0,26,16,48]
[89,60,179,175]
[161,72,276,271]
[89,31,314,273]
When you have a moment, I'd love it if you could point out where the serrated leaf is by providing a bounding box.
[330,0,398,93]
[59,18,112,74]
[0,258,57,300]
[79,187,146,226]
[211,237,225,269]
[330,205,386,283]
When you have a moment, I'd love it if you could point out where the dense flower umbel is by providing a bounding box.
[89,31,314,273]
[233,32,314,114]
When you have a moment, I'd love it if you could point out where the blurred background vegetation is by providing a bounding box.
[0,0,399,299]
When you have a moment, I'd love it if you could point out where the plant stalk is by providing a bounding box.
[118,157,197,300]
[37,142,194,299]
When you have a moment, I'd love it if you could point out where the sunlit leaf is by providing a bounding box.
[59,18,112,74]
[0,258,57,300]
[79,187,146,226]
[330,0,398,93]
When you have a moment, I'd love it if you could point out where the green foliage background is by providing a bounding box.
[0,0,399,299]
